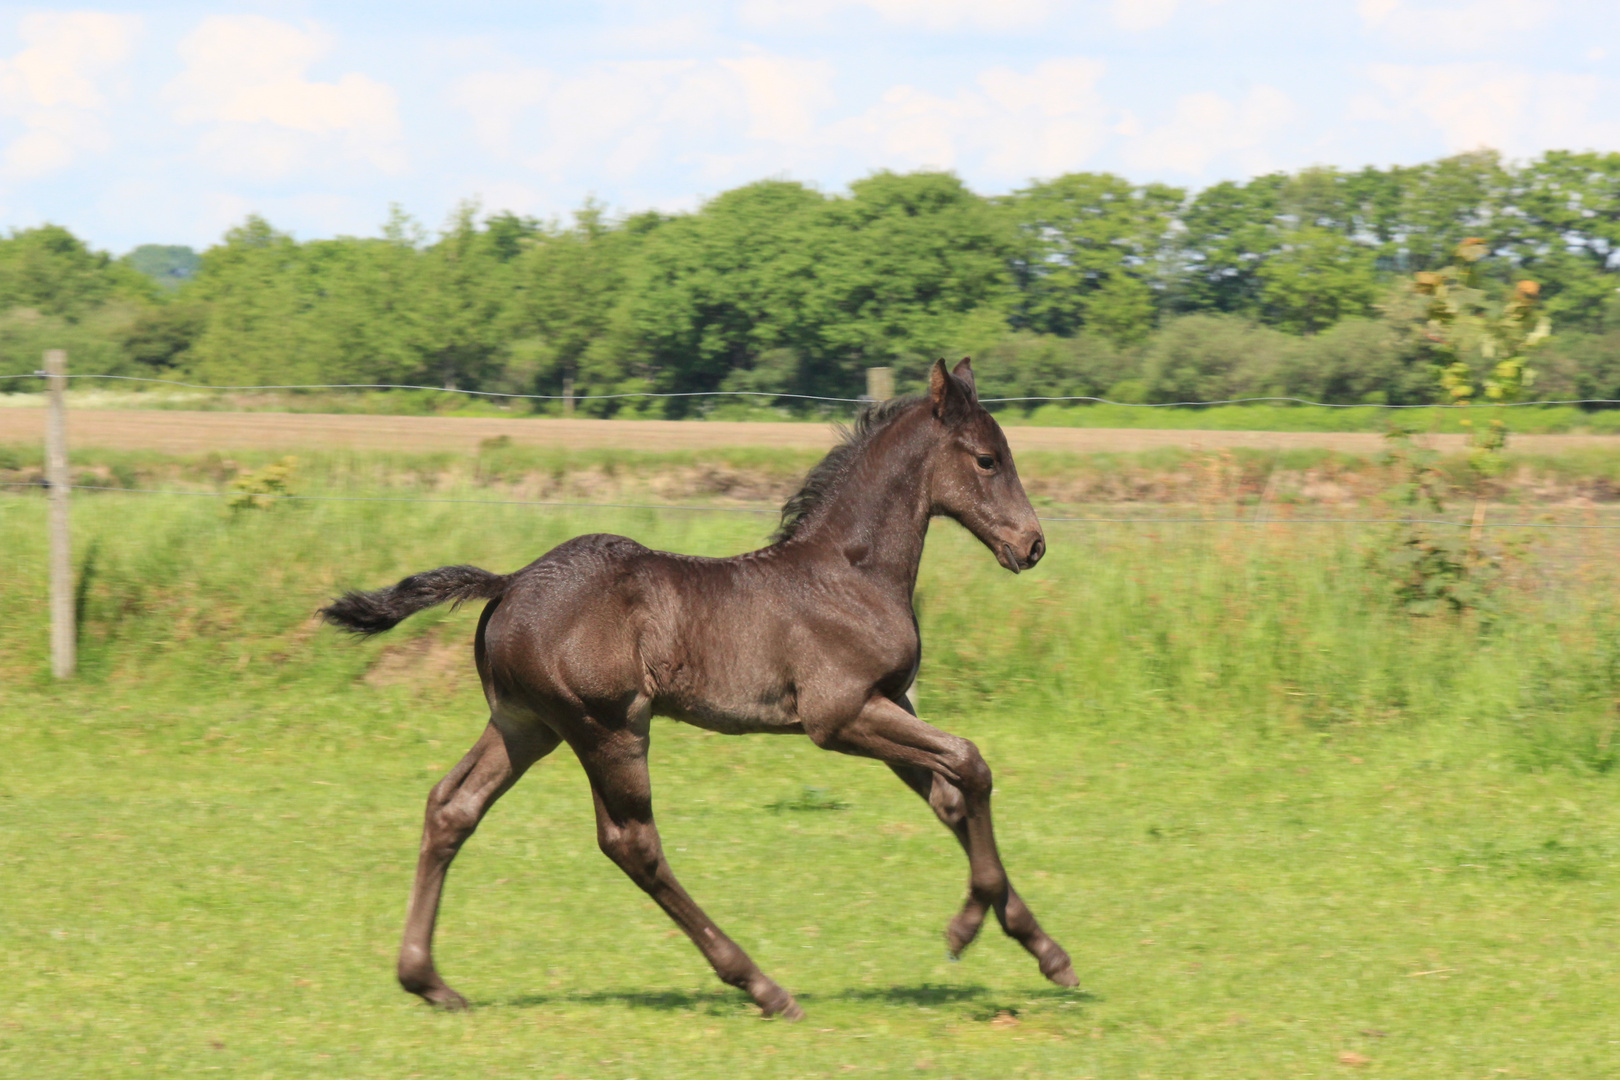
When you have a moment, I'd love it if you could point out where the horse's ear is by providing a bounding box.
[951,357,977,403]
[929,357,972,422]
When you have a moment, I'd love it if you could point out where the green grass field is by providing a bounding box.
[3,475,1619,1078]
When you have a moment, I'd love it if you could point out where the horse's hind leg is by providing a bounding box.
[398,718,559,1009]
[577,726,804,1020]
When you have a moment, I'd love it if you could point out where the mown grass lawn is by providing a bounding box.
[4,678,1617,1079]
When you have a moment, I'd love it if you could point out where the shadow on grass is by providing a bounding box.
[490,988,746,1014]
[837,983,1099,1007]
[830,984,994,1005]
[489,981,1096,1014]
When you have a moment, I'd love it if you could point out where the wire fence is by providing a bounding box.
[3,372,1620,410]
[5,373,1620,533]
[5,480,1618,529]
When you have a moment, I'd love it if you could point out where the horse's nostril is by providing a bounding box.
[1028,536,1045,565]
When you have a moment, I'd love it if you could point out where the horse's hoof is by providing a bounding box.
[412,983,470,1011]
[946,918,982,958]
[758,991,805,1021]
[1045,964,1080,988]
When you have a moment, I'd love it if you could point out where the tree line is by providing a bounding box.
[3,149,1618,414]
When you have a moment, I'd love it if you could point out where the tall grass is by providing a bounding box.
[2,484,1615,772]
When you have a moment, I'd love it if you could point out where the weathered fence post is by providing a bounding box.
[865,366,894,402]
[43,349,75,678]
[563,373,575,415]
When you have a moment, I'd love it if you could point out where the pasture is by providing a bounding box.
[3,449,1619,1078]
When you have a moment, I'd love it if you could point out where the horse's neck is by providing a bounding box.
[797,419,934,592]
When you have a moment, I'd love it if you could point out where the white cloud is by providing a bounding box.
[719,56,836,142]
[1112,0,1182,32]
[1122,85,1297,175]
[166,16,403,178]
[739,0,1052,32]
[453,53,1110,196]
[453,54,836,188]
[830,59,1111,179]
[453,69,553,160]
[1356,0,1553,52]
[1354,63,1620,157]
[0,12,139,179]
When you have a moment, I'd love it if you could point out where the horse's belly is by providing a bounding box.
[656,698,804,736]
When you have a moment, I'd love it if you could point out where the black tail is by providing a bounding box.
[319,564,512,637]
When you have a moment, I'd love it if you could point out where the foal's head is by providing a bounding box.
[923,358,1045,573]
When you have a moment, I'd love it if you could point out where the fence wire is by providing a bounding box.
[4,480,1618,529]
[3,372,1620,410]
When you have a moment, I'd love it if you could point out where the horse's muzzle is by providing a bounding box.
[998,531,1045,574]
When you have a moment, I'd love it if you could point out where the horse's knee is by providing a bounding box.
[945,739,992,798]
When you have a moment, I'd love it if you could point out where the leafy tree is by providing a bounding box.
[629,179,827,405]
[1286,317,1424,405]
[814,170,1015,388]
[1503,151,1620,331]
[1172,175,1285,316]
[120,301,209,371]
[1257,226,1380,334]
[1004,172,1181,343]
[505,202,646,411]
[1386,151,1507,274]
[182,217,311,385]
[0,225,151,319]
[411,202,515,390]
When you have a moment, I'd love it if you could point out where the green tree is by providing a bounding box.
[1388,151,1507,274]
[1172,175,1285,316]
[0,225,152,319]
[1503,151,1620,331]
[409,202,514,390]
[628,179,826,404]
[814,170,1015,391]
[183,217,311,385]
[1004,172,1181,343]
[1257,226,1380,334]
[505,203,647,411]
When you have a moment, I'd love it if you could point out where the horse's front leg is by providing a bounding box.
[811,694,1077,987]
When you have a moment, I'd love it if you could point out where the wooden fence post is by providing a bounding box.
[865,366,894,402]
[43,349,75,679]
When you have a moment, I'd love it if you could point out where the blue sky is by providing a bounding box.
[1,1,1617,253]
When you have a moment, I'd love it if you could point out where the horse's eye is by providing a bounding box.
[975,454,995,471]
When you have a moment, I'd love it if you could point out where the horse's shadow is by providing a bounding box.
[489,982,1094,1013]
[493,987,745,1014]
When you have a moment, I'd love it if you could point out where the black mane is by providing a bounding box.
[773,395,922,543]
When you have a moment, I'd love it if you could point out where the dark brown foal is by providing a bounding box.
[323,358,1075,1018]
